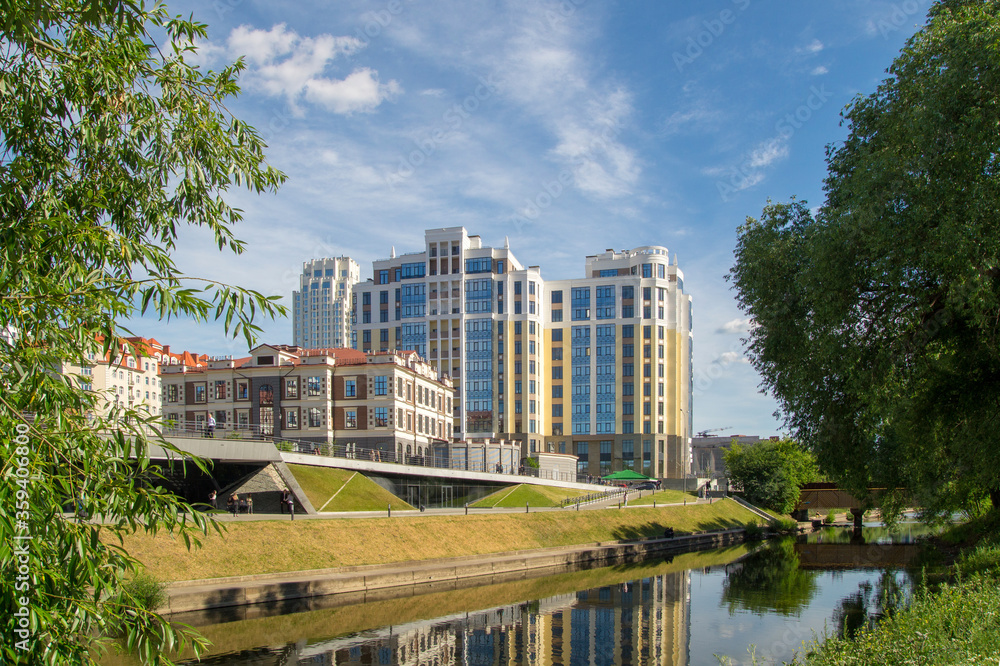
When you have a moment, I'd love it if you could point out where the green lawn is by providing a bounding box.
[287,464,414,512]
[471,484,591,508]
[124,499,761,581]
[626,488,696,506]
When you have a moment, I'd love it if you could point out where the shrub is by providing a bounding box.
[825,511,836,524]
[744,521,767,540]
[772,517,799,535]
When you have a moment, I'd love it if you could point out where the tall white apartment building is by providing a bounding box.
[350,228,693,479]
[292,257,360,349]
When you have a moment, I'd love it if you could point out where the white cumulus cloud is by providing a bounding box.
[217,24,400,115]
[717,318,755,334]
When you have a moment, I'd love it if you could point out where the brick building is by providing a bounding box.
[160,344,455,462]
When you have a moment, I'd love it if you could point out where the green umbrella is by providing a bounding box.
[601,469,653,481]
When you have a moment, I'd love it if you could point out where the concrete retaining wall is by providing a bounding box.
[164,529,746,619]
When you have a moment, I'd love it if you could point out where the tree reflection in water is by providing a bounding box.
[831,569,910,639]
[722,538,818,616]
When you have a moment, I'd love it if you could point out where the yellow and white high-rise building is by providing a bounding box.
[348,229,693,479]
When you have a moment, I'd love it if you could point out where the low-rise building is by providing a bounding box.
[159,345,456,462]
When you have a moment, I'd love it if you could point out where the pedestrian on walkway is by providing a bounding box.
[227,493,238,516]
[280,489,289,514]
[206,413,216,438]
[208,489,217,510]
[246,494,254,515]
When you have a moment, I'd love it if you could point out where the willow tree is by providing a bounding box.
[0,1,284,663]
[730,0,1000,522]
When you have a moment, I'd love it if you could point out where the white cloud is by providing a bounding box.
[798,38,824,54]
[305,68,402,114]
[716,351,746,365]
[811,65,829,76]
[748,137,789,169]
[218,24,398,115]
[717,318,755,334]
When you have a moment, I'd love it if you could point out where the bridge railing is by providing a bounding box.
[150,420,598,485]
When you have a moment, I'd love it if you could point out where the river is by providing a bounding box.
[147,521,938,665]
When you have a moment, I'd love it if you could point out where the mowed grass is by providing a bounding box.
[122,498,759,582]
[625,488,696,506]
[287,464,413,512]
[471,484,590,508]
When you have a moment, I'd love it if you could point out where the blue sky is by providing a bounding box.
[141,0,929,438]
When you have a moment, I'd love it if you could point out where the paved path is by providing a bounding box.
[204,493,712,522]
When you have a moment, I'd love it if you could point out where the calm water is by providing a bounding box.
[167,523,936,666]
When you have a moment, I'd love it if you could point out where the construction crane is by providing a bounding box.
[696,426,733,438]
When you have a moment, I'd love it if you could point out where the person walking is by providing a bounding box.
[280,489,289,514]
[246,494,254,515]
[208,489,217,510]
[228,493,238,516]
[206,413,216,438]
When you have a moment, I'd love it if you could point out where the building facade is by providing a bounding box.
[292,256,361,349]
[348,228,693,479]
[544,248,693,479]
[159,344,455,461]
[60,336,164,418]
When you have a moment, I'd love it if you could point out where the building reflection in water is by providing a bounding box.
[285,571,691,666]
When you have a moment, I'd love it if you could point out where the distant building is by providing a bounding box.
[292,257,361,349]
[159,344,455,462]
[59,336,165,418]
[690,435,766,478]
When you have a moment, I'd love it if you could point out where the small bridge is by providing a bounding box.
[793,483,908,525]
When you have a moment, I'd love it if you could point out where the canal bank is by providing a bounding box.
[163,528,748,616]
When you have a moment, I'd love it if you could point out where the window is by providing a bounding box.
[285,408,299,429]
[552,385,563,398]
[344,379,356,397]
[167,384,178,402]
[237,381,248,400]
[373,407,388,426]
[552,328,563,342]
[308,407,322,427]
[553,404,563,417]
[374,376,388,395]
[552,366,563,380]
[551,290,563,304]
[259,384,274,405]
[307,376,322,396]
[552,347,563,361]
[345,409,357,428]
[284,377,298,399]
[193,383,206,403]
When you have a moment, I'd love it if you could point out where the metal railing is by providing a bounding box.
[559,487,626,508]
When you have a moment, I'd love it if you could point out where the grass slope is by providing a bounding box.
[471,484,589,508]
[287,464,414,512]
[625,488,695,506]
[123,499,759,582]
